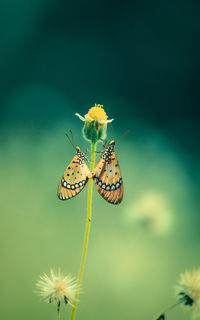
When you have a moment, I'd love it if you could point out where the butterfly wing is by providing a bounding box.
[93,151,123,204]
[58,154,92,200]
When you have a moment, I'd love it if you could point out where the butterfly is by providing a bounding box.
[58,146,92,200]
[92,140,123,204]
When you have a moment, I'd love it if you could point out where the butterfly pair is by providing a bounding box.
[58,141,123,204]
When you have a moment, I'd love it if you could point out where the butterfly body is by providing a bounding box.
[92,141,123,204]
[58,147,92,200]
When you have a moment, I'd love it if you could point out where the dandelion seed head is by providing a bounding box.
[125,191,172,235]
[175,269,200,318]
[36,269,79,307]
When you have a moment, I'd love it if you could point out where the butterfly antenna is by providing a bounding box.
[69,130,75,147]
[99,138,107,148]
[109,122,117,140]
[109,122,129,143]
[65,132,76,150]
[116,130,130,143]
[84,149,90,162]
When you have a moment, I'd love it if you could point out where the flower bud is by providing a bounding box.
[76,104,114,144]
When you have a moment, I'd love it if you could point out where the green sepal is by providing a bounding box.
[83,120,107,144]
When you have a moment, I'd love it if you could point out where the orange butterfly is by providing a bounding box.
[58,146,92,200]
[92,140,123,204]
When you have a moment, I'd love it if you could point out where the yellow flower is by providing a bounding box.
[36,269,79,307]
[175,269,200,318]
[76,104,113,124]
[76,104,114,143]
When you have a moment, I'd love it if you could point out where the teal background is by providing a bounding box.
[0,1,200,320]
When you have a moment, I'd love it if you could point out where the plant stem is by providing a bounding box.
[57,301,61,320]
[70,142,96,320]
[156,299,184,319]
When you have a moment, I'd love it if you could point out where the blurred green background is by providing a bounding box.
[0,0,200,319]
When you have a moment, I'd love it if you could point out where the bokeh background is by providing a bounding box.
[0,0,200,319]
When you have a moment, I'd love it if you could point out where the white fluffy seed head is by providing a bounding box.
[36,269,80,307]
[175,269,200,318]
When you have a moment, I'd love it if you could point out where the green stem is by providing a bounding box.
[156,299,184,320]
[70,142,96,320]
[57,301,60,320]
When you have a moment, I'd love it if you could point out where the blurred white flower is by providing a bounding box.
[156,269,200,320]
[175,269,200,318]
[125,191,172,235]
[36,269,79,307]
